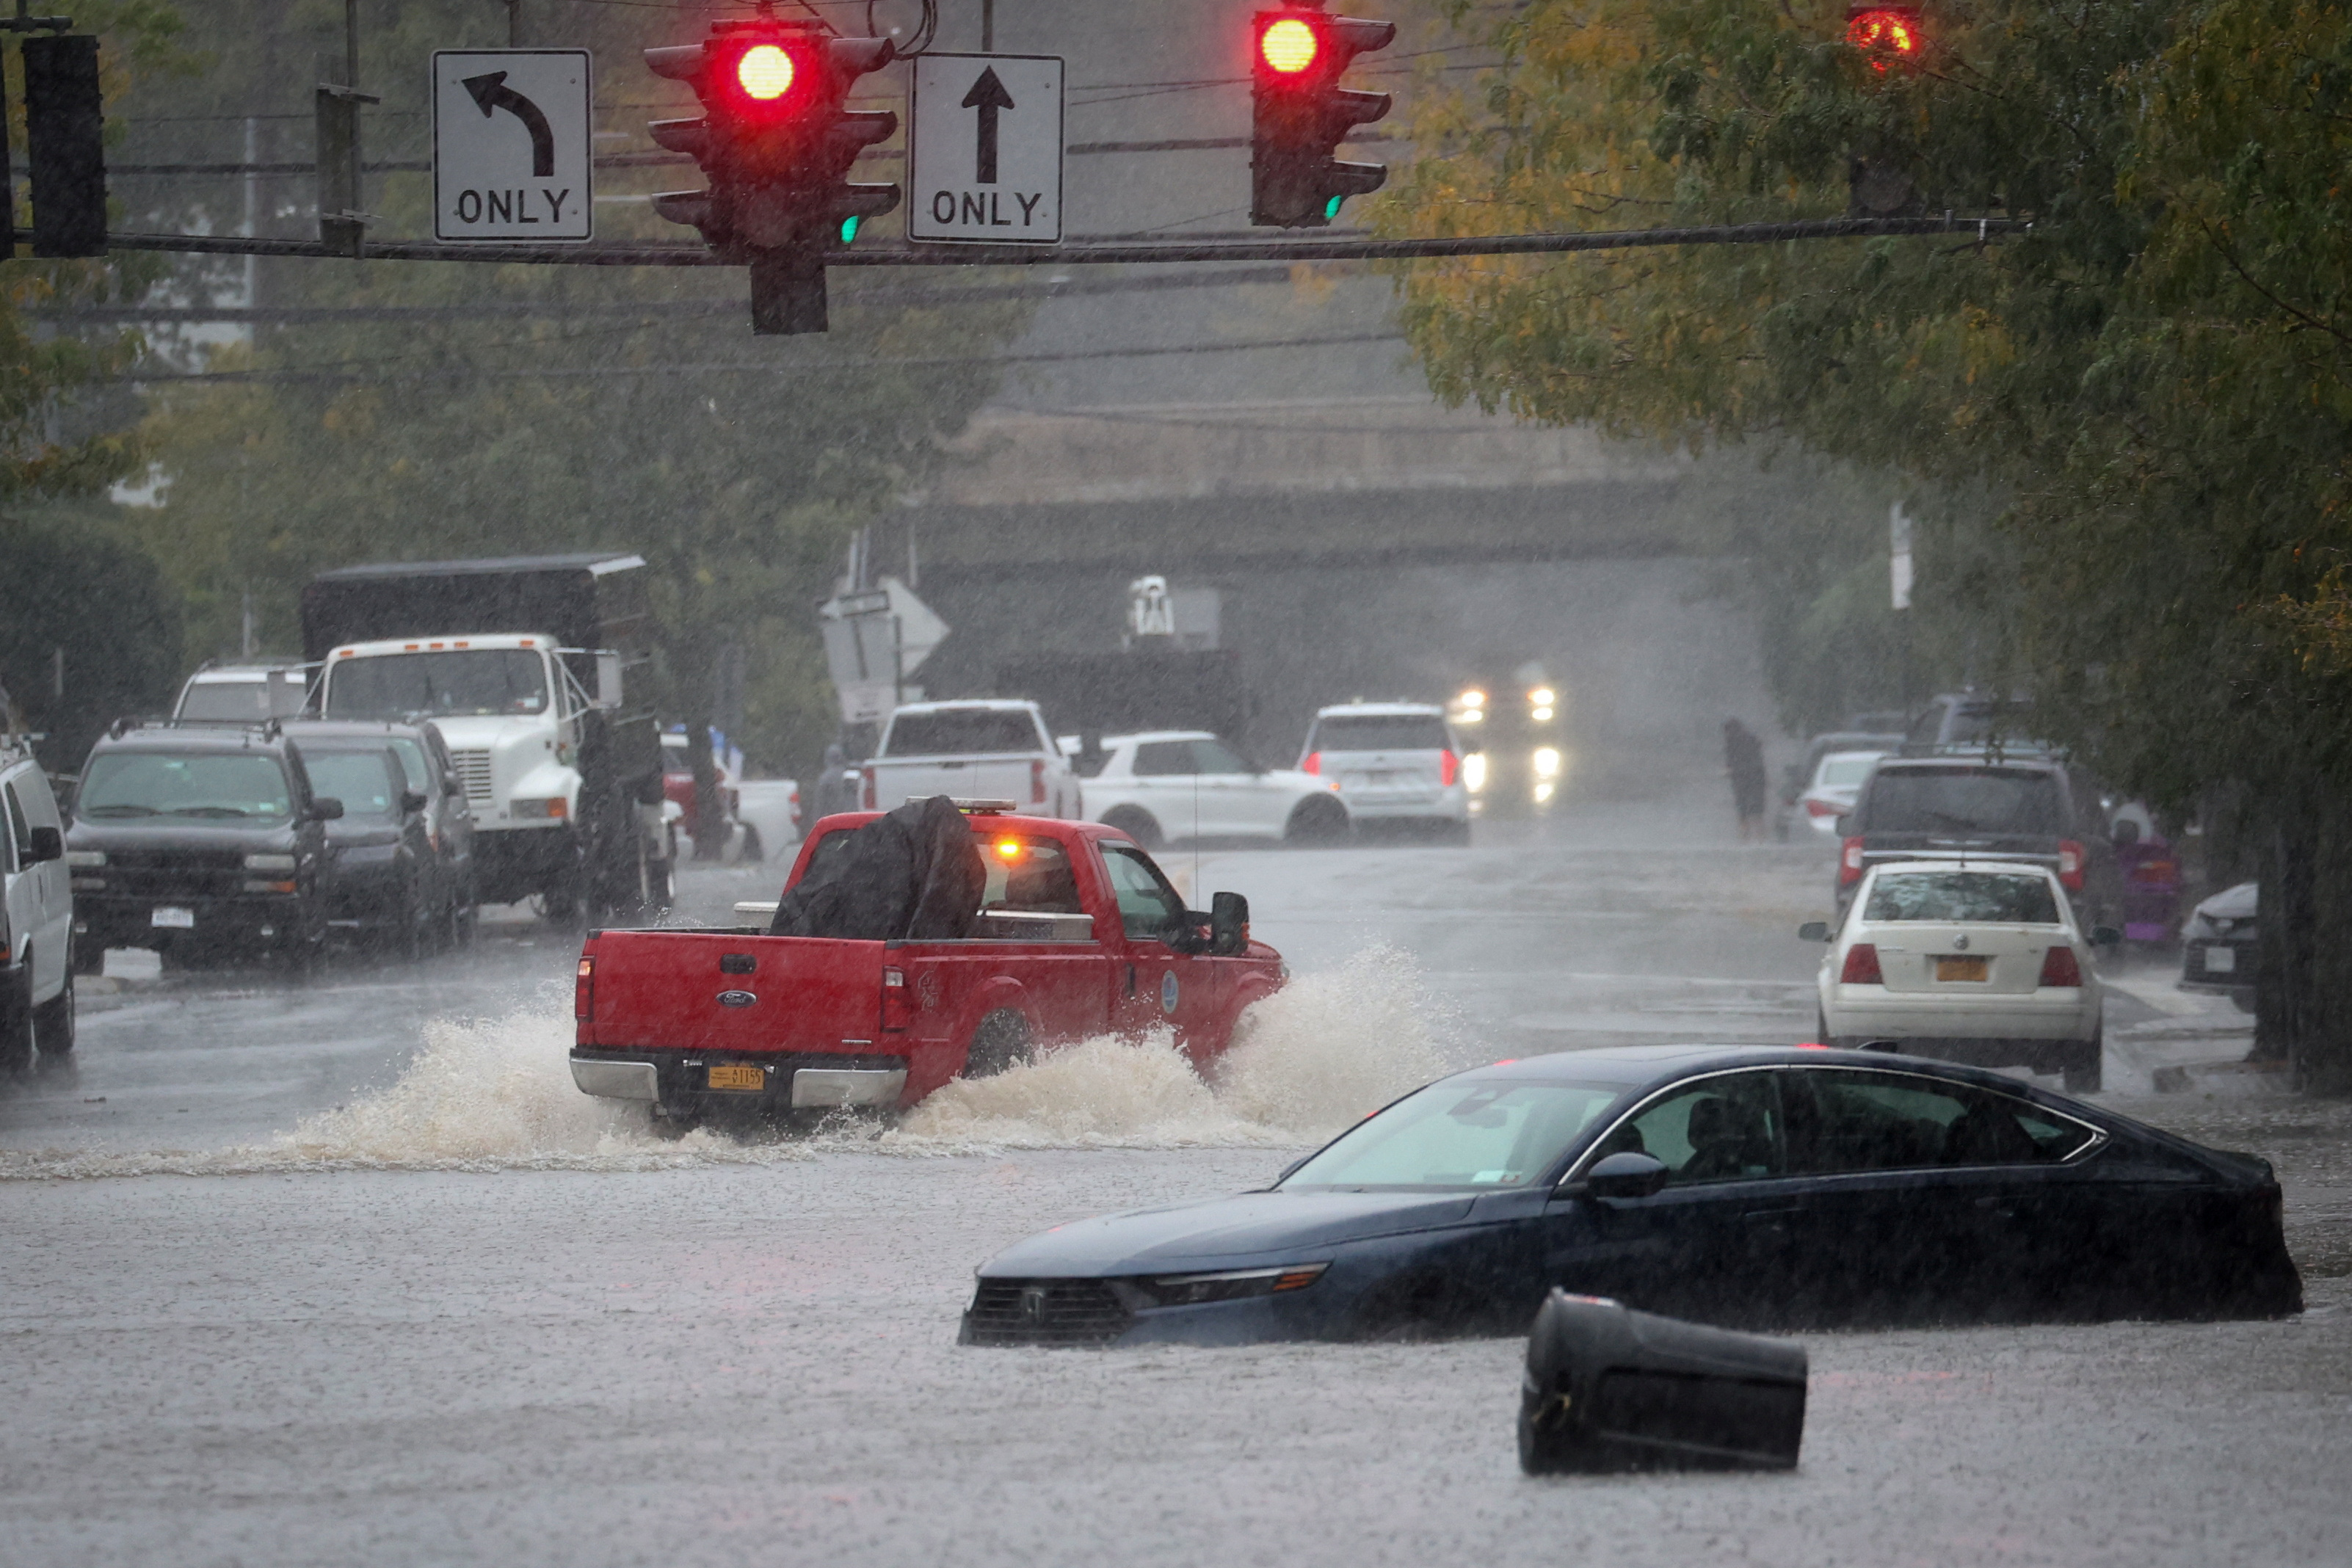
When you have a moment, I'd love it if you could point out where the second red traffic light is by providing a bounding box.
[1250,5,1395,229]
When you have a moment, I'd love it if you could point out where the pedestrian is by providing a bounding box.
[1723,719,1768,842]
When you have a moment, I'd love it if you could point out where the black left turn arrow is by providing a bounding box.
[462,71,556,178]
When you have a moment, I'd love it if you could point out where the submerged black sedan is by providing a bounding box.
[962,1045,2301,1348]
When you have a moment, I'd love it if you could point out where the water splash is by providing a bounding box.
[1,946,1454,1178]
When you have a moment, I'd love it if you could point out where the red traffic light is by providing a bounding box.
[1845,4,1923,68]
[712,35,816,117]
[736,43,796,101]
[1259,16,1319,75]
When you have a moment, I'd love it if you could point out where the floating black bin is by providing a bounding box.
[1519,1291,1808,1474]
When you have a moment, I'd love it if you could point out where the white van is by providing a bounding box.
[1,736,75,1061]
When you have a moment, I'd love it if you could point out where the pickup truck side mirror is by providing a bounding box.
[400,790,430,816]
[1556,1150,1669,1202]
[1210,891,1250,957]
[311,796,346,821]
[27,825,62,863]
[1798,921,1831,942]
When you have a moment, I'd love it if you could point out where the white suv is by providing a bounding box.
[1298,703,1473,843]
[1,737,74,1063]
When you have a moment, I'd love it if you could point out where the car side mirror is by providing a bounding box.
[27,824,62,863]
[2090,926,2123,947]
[400,790,429,816]
[311,796,346,821]
[1559,1150,1669,1202]
[1210,891,1250,957]
[443,771,465,796]
[1798,921,1831,942]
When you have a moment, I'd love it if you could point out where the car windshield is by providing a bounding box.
[77,752,294,821]
[178,675,302,721]
[1865,871,2063,923]
[884,711,1041,755]
[326,650,548,719]
[302,750,402,819]
[1864,768,2064,835]
[1280,1080,1628,1190]
[1308,715,1450,752]
[1815,753,1881,788]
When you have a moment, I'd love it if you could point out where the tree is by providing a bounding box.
[1379,0,2352,1086]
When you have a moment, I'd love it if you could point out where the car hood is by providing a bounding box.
[2194,881,2258,922]
[66,819,299,851]
[979,1190,1478,1277]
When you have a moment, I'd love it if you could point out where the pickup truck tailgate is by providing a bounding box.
[871,755,1037,808]
[583,931,885,1053]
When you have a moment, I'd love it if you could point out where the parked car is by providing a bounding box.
[660,730,740,857]
[1081,730,1348,847]
[2180,881,2257,1012]
[860,700,1082,819]
[962,1043,2299,1346]
[1297,702,1472,843]
[65,720,342,972]
[732,777,802,863]
[1793,748,1889,838]
[1774,729,1902,839]
[1803,861,2116,1091]
[1,734,74,1061]
[173,661,311,723]
[1835,754,2121,931]
[282,719,477,954]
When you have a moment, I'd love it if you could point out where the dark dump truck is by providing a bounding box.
[300,553,668,921]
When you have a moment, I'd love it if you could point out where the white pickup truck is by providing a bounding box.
[858,700,1082,819]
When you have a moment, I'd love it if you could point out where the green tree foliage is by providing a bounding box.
[1379,0,2352,1084]
[0,507,185,768]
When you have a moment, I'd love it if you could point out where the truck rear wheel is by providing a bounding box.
[962,1010,1032,1078]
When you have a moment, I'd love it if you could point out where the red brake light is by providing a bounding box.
[861,764,876,810]
[1440,749,1459,787]
[574,954,595,1023]
[1840,943,1884,985]
[1301,752,1320,775]
[1805,797,1840,817]
[2056,838,2086,890]
[2130,858,2177,885]
[1840,836,1866,887]
[1031,756,1048,805]
[2039,945,2083,987]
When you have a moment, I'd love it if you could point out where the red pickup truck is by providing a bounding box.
[569,807,1286,1124]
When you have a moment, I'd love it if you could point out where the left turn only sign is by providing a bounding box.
[432,50,593,242]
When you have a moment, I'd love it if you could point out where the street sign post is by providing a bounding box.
[432,49,593,243]
[907,52,1062,244]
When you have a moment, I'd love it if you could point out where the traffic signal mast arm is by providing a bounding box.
[1252,6,1395,229]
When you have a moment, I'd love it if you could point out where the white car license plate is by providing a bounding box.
[150,907,195,929]
[2204,946,2236,973]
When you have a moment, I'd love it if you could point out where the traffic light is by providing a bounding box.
[22,35,107,258]
[1845,4,1924,71]
[646,20,900,334]
[1250,4,1395,229]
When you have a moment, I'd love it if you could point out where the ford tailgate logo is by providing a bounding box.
[716,990,757,1009]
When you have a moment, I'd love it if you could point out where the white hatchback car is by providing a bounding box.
[1081,731,1348,847]
[1,736,74,1064]
[1298,703,1472,843]
[1796,748,1887,837]
[1804,861,2114,1092]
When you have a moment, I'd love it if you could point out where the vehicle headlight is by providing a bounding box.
[511,796,570,819]
[66,850,105,868]
[1462,752,1488,793]
[1533,747,1562,779]
[244,853,297,871]
[1528,686,1556,708]
[1141,1263,1327,1306]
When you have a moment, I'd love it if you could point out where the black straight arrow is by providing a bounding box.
[462,71,556,178]
[962,67,1015,185]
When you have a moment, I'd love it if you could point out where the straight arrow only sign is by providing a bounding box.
[910,53,1062,244]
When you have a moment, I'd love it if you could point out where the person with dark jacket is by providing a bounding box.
[1723,719,1768,842]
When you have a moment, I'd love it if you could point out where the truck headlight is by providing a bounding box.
[1533,747,1562,779]
[1140,1263,1327,1306]
[66,850,105,868]
[244,853,298,871]
[1462,752,1488,794]
[511,796,570,820]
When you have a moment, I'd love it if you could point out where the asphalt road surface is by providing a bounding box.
[4,799,2342,1567]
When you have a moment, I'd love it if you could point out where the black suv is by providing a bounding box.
[280,719,479,954]
[1834,755,2121,929]
[65,721,343,970]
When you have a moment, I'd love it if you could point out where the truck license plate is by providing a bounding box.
[150,907,195,929]
[707,1064,765,1092]
[1934,956,1989,982]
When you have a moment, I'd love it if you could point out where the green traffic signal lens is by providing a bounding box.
[841,216,860,244]
[1324,195,1343,219]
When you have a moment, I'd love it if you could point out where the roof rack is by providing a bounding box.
[106,715,285,741]
[953,799,1020,814]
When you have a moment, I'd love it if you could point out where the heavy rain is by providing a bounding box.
[1,0,2348,1563]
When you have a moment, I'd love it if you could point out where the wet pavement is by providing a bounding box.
[3,798,2339,1567]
